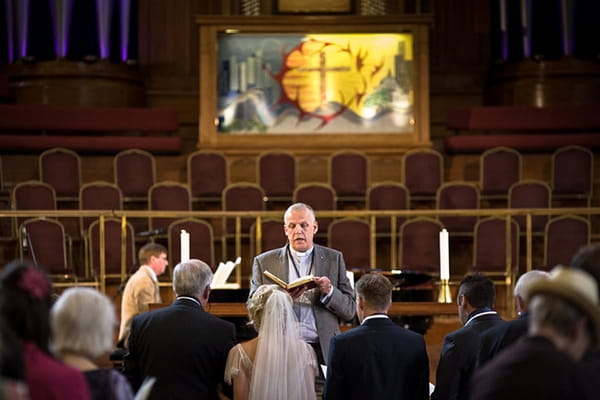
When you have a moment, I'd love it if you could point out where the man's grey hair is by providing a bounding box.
[514,270,550,298]
[284,202,316,222]
[173,259,213,297]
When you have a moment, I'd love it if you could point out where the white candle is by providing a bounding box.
[439,229,450,281]
[180,229,190,262]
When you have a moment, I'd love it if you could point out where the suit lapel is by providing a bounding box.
[312,245,328,277]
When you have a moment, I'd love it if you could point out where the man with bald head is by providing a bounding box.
[250,202,356,366]
[124,259,236,400]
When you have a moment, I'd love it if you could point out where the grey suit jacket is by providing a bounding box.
[250,244,356,361]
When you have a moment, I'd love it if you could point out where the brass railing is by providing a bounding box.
[1,207,598,295]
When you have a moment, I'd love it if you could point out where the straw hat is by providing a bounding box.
[527,266,600,347]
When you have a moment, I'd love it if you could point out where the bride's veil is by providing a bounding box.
[249,288,315,400]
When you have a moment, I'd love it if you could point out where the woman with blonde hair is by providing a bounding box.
[225,284,317,400]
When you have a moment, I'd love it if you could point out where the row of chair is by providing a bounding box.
[17,212,590,293]
[6,176,586,242]
[2,144,594,210]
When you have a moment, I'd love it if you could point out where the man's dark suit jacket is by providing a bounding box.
[124,297,236,400]
[324,316,429,400]
[431,312,504,400]
[477,312,528,367]
[472,336,600,400]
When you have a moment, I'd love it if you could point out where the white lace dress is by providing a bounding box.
[224,340,317,400]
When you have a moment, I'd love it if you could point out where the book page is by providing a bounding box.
[264,270,288,288]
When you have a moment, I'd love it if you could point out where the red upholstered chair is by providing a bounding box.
[543,215,590,270]
[366,182,409,237]
[12,180,56,237]
[479,146,522,204]
[20,217,97,288]
[114,148,156,203]
[472,216,519,280]
[168,218,215,269]
[551,145,593,207]
[79,181,123,237]
[39,147,81,203]
[398,217,444,275]
[508,180,550,234]
[187,150,228,206]
[87,217,135,282]
[329,150,368,207]
[472,216,520,310]
[402,148,444,204]
[148,181,191,233]
[250,219,286,257]
[221,183,266,259]
[436,181,479,235]
[328,218,372,269]
[293,182,336,245]
[257,150,296,204]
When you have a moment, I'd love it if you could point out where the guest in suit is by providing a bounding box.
[51,287,134,400]
[118,242,168,348]
[324,273,429,400]
[124,259,236,400]
[471,267,600,400]
[0,260,91,400]
[477,270,549,367]
[225,284,317,400]
[431,273,504,400]
[250,203,356,365]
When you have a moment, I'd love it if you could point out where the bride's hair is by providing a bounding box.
[247,284,315,399]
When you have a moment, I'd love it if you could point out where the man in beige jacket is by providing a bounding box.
[118,242,168,348]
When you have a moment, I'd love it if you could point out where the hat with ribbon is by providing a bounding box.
[527,266,600,348]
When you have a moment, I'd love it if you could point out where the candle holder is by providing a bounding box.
[437,279,453,303]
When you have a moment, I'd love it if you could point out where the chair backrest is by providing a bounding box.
[19,217,68,276]
[148,181,191,232]
[366,182,409,235]
[88,217,135,277]
[222,183,266,235]
[473,217,519,275]
[114,149,156,200]
[479,146,522,198]
[436,181,479,234]
[168,218,215,269]
[402,148,443,200]
[39,147,81,201]
[250,219,286,257]
[508,180,550,233]
[293,183,336,235]
[398,217,443,274]
[257,150,296,202]
[328,218,371,269]
[329,150,368,203]
[551,145,593,206]
[544,215,590,269]
[79,181,123,236]
[187,150,228,202]
[12,180,57,235]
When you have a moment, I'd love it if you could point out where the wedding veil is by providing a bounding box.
[249,288,316,400]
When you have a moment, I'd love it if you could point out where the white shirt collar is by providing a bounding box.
[176,296,201,307]
[361,314,389,325]
[465,310,497,327]
[142,265,158,282]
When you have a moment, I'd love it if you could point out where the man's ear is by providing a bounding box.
[202,285,211,302]
[313,221,319,234]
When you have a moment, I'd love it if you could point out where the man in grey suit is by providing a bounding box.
[250,202,356,365]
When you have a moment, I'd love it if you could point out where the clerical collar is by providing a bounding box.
[290,247,314,258]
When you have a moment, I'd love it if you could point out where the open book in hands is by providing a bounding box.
[264,270,316,291]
